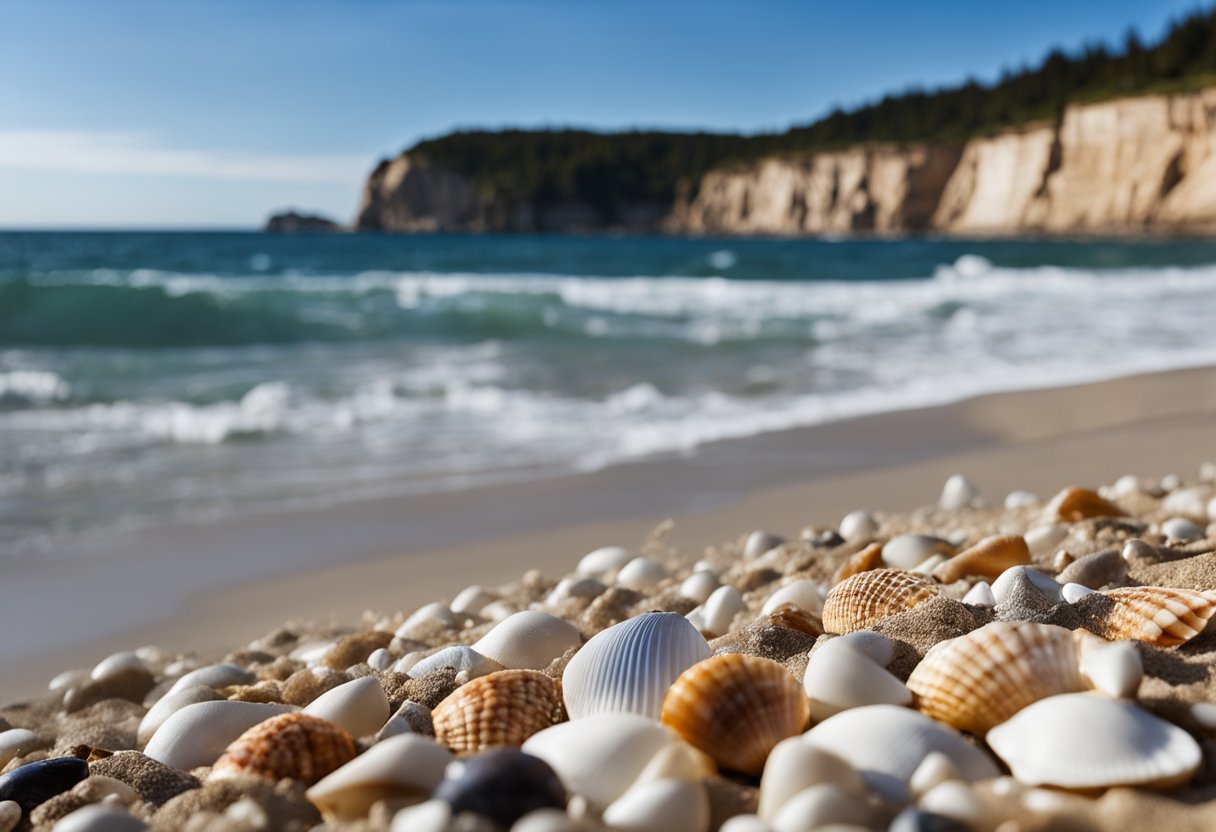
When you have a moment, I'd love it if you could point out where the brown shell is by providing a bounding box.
[210,713,357,785]
[832,542,883,586]
[1077,586,1216,647]
[1048,487,1128,522]
[821,568,940,634]
[432,669,560,753]
[932,535,1031,584]
[762,603,824,638]
[660,654,808,776]
[906,621,1086,736]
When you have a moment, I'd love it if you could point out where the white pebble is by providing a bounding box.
[577,546,632,578]
[1160,473,1182,491]
[450,585,498,616]
[758,739,864,820]
[1061,582,1096,603]
[472,611,581,670]
[744,531,784,560]
[962,582,995,607]
[165,663,254,697]
[390,799,451,832]
[692,560,717,575]
[1163,486,1210,520]
[511,808,580,832]
[909,752,963,797]
[679,572,719,605]
[1201,462,1216,483]
[48,669,87,693]
[702,585,745,635]
[803,637,909,722]
[367,648,393,672]
[617,557,668,592]
[1110,474,1142,497]
[1162,517,1204,542]
[1209,496,1216,522]
[1077,638,1142,699]
[719,816,772,832]
[761,580,822,616]
[882,535,953,570]
[1191,702,1216,731]
[602,778,709,832]
[396,603,457,637]
[1004,490,1040,509]
[0,729,40,769]
[939,474,983,511]
[838,510,878,541]
[910,554,948,575]
[545,576,606,605]
[918,781,989,827]
[1024,523,1068,557]
[90,652,146,682]
[771,783,873,832]
[51,805,147,832]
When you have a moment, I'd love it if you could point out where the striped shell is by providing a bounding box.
[661,654,808,776]
[432,670,560,753]
[821,569,940,634]
[831,542,882,586]
[906,622,1086,736]
[932,535,1031,584]
[1047,487,1127,522]
[210,713,357,785]
[1076,586,1216,647]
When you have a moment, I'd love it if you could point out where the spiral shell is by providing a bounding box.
[821,569,940,634]
[1046,487,1127,522]
[432,670,560,753]
[661,654,808,776]
[1075,586,1216,647]
[210,713,357,785]
[906,622,1086,736]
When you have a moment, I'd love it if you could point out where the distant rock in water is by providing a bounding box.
[264,210,342,233]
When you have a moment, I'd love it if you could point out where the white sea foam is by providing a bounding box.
[0,370,70,403]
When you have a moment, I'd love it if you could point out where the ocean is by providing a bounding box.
[4,231,1216,558]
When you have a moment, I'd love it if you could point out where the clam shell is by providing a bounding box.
[701,585,745,637]
[143,701,293,770]
[602,778,710,832]
[803,634,911,722]
[987,693,1201,790]
[932,535,1030,584]
[302,676,390,738]
[661,654,808,776]
[137,685,221,747]
[1075,586,1216,647]
[679,572,719,604]
[758,738,864,820]
[210,713,356,785]
[472,611,582,670]
[163,663,255,698]
[1046,487,1127,522]
[617,558,668,591]
[577,546,633,578]
[831,542,883,586]
[306,733,453,820]
[821,569,939,634]
[432,669,559,753]
[906,621,1086,736]
[562,612,711,721]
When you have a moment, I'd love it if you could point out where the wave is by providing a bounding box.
[0,370,70,404]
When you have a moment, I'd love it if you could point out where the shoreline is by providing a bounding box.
[2,364,1214,700]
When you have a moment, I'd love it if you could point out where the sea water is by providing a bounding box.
[4,231,1216,556]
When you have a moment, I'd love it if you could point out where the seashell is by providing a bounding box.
[1046,486,1127,522]
[396,602,457,637]
[143,700,292,770]
[562,612,711,721]
[164,663,255,698]
[1074,632,1142,699]
[617,558,668,592]
[1191,702,1216,731]
[932,535,1030,584]
[0,729,43,769]
[962,581,995,607]
[433,670,559,753]
[831,542,882,587]
[882,536,955,570]
[1163,486,1211,521]
[761,580,822,616]
[521,714,679,808]
[403,645,504,679]
[939,474,983,511]
[758,738,864,820]
[761,603,823,638]
[719,817,772,832]
[839,510,878,541]
[473,611,582,670]
[602,778,709,832]
[433,749,566,827]
[1075,586,1216,647]
[771,783,874,832]
[917,781,992,829]
[803,705,1000,802]
[1004,490,1040,509]
[987,693,1201,790]
[302,676,390,738]
[1025,523,1068,556]
[306,733,453,820]
[1062,583,1095,603]
[137,685,221,747]
[679,572,719,604]
[480,601,518,624]
[577,546,632,578]
[906,621,1086,736]
[389,800,450,832]
[821,569,940,634]
[545,576,606,606]
[90,651,146,683]
[631,742,715,786]
[210,713,356,785]
[0,757,89,814]
[368,648,393,672]
[701,585,745,636]
[910,554,948,575]
[661,654,808,776]
[1056,548,1127,590]
[745,531,785,560]
[51,805,147,832]
[49,669,88,693]
[803,635,910,722]
[1210,495,1216,521]
[451,585,499,616]
[1162,517,1204,542]
[991,565,1063,608]
[909,752,963,797]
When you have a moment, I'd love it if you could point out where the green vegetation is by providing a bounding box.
[402,7,1216,218]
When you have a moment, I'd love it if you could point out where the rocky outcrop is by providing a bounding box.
[264,211,341,233]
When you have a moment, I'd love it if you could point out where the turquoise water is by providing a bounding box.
[4,231,1216,555]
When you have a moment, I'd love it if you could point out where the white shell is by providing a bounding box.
[0,729,41,768]
[562,612,711,721]
[909,752,963,797]
[143,700,292,769]
[451,585,498,616]
[987,693,1201,789]
[803,636,910,722]
[49,669,88,693]
[1076,637,1142,699]
[839,511,878,541]
[758,738,864,820]
[577,546,633,578]
[744,532,784,560]
[302,676,390,737]
[631,742,714,786]
[1162,517,1204,542]
[882,535,953,570]
[480,601,518,623]
[472,611,582,670]
[602,778,709,832]
[307,734,452,820]
[918,781,991,828]
[402,646,503,679]
[719,818,772,832]
[90,651,146,682]
[991,566,1064,606]
[771,784,874,832]
[1061,582,1096,603]
[702,585,745,635]
[1004,490,1040,509]
[761,580,822,616]
[940,474,983,510]
[511,809,581,832]
[1110,474,1142,496]
[51,805,147,832]
[368,649,393,672]
[137,685,220,747]
[521,714,678,808]
[1025,524,1068,557]
[1191,702,1216,731]
[545,577,606,605]
[679,572,719,604]
[962,581,995,607]
[389,799,450,832]
[803,705,1000,802]
[396,603,457,637]
[617,558,668,592]
[164,663,254,697]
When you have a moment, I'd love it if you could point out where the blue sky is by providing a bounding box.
[0,0,1204,228]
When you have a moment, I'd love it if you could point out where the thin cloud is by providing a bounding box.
[0,130,369,185]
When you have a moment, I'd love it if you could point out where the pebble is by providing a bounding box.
[838,511,878,541]
[1163,486,1210,520]
[1060,582,1095,603]
[1162,517,1205,542]
[882,535,955,570]
[770,783,872,832]
[1190,703,1216,731]
[701,586,745,636]
[51,804,147,832]
[1056,549,1127,589]
[1024,524,1068,557]
[136,685,221,746]
[617,558,668,592]
[435,749,567,828]
[939,474,984,511]
[164,663,255,698]
[90,752,201,809]
[744,532,785,560]
[510,808,582,832]
[576,546,632,578]
[679,572,720,605]
[451,585,499,616]
[0,802,17,832]
[961,582,995,607]
[1003,490,1039,509]
[390,799,450,832]
[0,730,43,770]
[0,758,89,814]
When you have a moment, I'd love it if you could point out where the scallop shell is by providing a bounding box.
[432,669,559,753]
[210,713,357,785]
[143,701,293,770]
[563,612,711,721]
[302,676,390,738]
[1075,586,1216,647]
[472,611,582,670]
[932,535,1031,584]
[661,654,808,776]
[1046,487,1128,522]
[987,693,1201,790]
[905,621,1086,736]
[821,569,940,634]
[305,733,453,820]
[831,542,882,586]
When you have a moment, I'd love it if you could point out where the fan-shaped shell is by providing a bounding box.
[210,713,357,785]
[562,612,711,721]
[1046,487,1127,522]
[432,669,560,753]
[661,654,808,776]
[932,535,1030,584]
[906,622,1086,736]
[987,693,1201,790]
[1075,586,1216,647]
[821,569,940,634]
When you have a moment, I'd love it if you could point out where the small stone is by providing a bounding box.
[1162,517,1204,542]
[1003,490,1039,509]
[882,535,955,570]
[280,667,348,706]
[939,474,984,511]
[961,582,995,607]
[1061,583,1095,603]
[0,801,17,832]
[839,511,879,541]
[434,749,566,828]
[0,757,89,814]
[744,532,785,560]
[1191,703,1216,731]
[1056,549,1127,589]
[89,752,200,809]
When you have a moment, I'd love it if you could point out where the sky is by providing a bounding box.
[0,0,1206,228]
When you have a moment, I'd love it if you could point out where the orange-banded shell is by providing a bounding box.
[210,713,357,785]
[932,535,1031,584]
[660,654,808,776]
[831,542,883,586]
[906,622,1086,736]
[1047,487,1127,522]
[821,569,940,634]
[432,669,560,753]
[762,603,824,638]
[1075,586,1216,648]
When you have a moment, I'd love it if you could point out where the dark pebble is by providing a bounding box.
[889,808,972,832]
[0,757,89,813]
[433,748,565,828]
